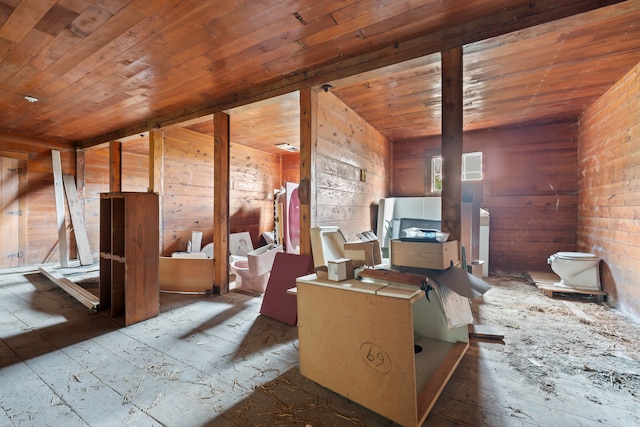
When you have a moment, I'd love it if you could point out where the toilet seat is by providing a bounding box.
[555,252,598,260]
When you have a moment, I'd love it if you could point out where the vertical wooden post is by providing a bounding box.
[148,130,164,193]
[75,150,85,207]
[441,47,463,243]
[75,149,88,245]
[51,150,69,267]
[299,88,318,257]
[109,141,122,193]
[213,112,230,294]
[149,130,164,255]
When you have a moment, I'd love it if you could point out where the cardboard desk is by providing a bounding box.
[294,273,469,427]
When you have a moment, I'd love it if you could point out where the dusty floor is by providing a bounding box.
[460,273,640,426]
[0,265,638,426]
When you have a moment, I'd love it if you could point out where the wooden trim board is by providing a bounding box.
[62,174,93,266]
[416,341,469,426]
[39,266,99,312]
[51,150,68,267]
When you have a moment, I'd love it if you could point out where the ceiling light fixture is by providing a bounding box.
[276,143,299,152]
[24,95,39,103]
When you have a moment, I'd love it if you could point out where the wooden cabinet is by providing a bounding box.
[295,274,468,427]
[99,192,159,326]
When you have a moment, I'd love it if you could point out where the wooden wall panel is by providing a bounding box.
[316,92,392,241]
[281,152,300,185]
[81,128,286,258]
[393,121,579,272]
[578,62,640,319]
[83,141,150,256]
[162,128,214,255]
[230,142,281,248]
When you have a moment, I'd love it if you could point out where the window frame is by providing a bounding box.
[429,151,483,193]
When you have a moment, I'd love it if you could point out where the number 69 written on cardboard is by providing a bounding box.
[360,342,392,375]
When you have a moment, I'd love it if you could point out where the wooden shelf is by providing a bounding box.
[295,274,468,427]
[99,192,159,326]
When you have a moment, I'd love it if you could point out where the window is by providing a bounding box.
[431,151,482,192]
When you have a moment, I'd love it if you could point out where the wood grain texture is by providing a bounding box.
[0,1,634,151]
[315,91,391,241]
[578,61,640,318]
[393,121,580,273]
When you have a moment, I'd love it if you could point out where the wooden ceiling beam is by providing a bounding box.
[74,0,624,150]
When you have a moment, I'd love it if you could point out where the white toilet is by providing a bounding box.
[547,252,600,290]
[229,242,283,293]
[230,258,270,292]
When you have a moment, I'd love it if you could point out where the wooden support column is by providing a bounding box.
[149,130,164,255]
[441,47,463,243]
[213,112,230,294]
[75,150,85,205]
[109,141,122,192]
[299,88,318,256]
[148,130,164,193]
[51,150,69,267]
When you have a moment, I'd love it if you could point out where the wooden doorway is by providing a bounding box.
[0,157,22,268]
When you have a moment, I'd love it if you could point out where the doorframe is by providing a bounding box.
[0,151,28,267]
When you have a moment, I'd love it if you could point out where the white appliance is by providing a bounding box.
[376,196,490,276]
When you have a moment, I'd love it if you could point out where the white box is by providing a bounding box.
[327,258,354,281]
[247,244,283,276]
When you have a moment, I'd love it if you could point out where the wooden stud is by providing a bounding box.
[75,150,85,208]
[213,112,230,294]
[441,47,463,243]
[51,150,69,267]
[149,130,164,256]
[148,130,164,194]
[299,88,318,256]
[109,141,122,192]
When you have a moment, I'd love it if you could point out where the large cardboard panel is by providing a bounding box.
[259,253,313,325]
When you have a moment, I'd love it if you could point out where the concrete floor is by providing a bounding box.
[1,264,639,426]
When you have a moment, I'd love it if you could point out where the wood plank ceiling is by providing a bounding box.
[1,0,639,154]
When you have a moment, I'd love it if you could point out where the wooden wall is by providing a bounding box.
[578,62,640,319]
[393,121,579,272]
[316,92,392,240]
[3,90,390,267]
[163,128,214,254]
[0,135,75,266]
[281,152,300,184]
[230,142,282,248]
[83,139,150,258]
[83,128,287,256]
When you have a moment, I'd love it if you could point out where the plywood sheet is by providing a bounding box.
[62,174,93,266]
[259,253,313,325]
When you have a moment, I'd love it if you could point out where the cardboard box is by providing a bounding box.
[327,258,354,281]
[343,240,382,266]
[315,265,329,280]
[310,226,347,268]
[390,239,458,270]
[159,257,213,293]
